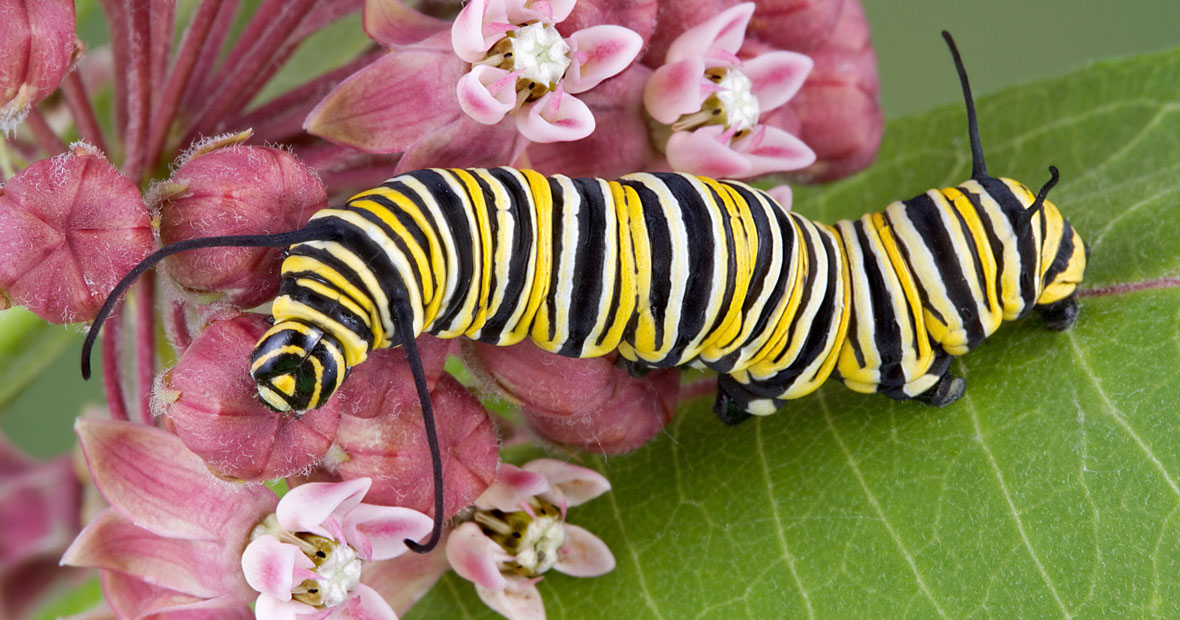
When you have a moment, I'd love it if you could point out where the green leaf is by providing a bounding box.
[0,308,78,412]
[408,47,1180,618]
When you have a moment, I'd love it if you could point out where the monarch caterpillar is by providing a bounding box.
[81,32,1087,552]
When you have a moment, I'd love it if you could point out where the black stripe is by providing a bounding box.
[851,219,905,388]
[559,177,608,356]
[544,176,565,343]
[894,193,985,348]
[406,170,476,333]
[479,168,535,340]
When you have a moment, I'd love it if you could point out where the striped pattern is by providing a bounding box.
[248,167,1086,415]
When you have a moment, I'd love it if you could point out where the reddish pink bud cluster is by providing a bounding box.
[155,140,328,308]
[0,145,151,323]
[0,0,76,131]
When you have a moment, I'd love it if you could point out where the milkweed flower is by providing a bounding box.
[452,0,642,142]
[63,419,434,620]
[643,2,815,178]
[446,459,615,620]
[305,0,646,168]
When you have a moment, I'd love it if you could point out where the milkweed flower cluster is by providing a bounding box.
[0,0,882,617]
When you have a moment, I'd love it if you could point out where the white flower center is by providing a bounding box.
[513,512,566,575]
[716,69,760,132]
[508,22,571,87]
[474,499,567,578]
[300,542,361,608]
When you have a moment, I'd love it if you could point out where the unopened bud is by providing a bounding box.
[0,145,151,323]
[332,375,498,519]
[163,313,341,481]
[0,0,76,131]
[155,143,326,308]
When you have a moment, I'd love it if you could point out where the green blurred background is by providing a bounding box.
[3,0,1180,458]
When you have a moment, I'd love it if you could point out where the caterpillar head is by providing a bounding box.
[250,320,349,412]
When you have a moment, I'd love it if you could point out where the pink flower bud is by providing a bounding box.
[336,336,454,420]
[0,0,76,131]
[464,341,678,453]
[748,0,882,182]
[0,433,82,619]
[331,375,498,519]
[163,313,341,481]
[0,145,152,323]
[155,141,326,308]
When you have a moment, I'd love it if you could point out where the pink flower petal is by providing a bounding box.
[665,2,755,64]
[665,125,753,178]
[305,33,467,154]
[255,593,312,620]
[62,510,246,599]
[75,419,276,542]
[733,124,816,177]
[475,464,550,512]
[642,57,707,124]
[276,478,372,538]
[363,0,449,48]
[556,0,658,48]
[743,50,813,113]
[446,522,510,591]
[474,579,546,620]
[516,91,594,143]
[526,64,655,178]
[451,0,509,63]
[521,460,610,507]
[765,183,794,210]
[457,65,519,125]
[507,0,576,24]
[342,504,434,561]
[241,535,315,600]
[329,583,398,620]
[562,25,643,94]
[100,571,255,620]
[554,524,615,577]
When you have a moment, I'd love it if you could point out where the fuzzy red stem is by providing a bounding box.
[24,108,66,156]
[150,0,175,94]
[98,0,130,140]
[146,0,225,168]
[187,0,317,136]
[102,303,130,422]
[166,299,193,351]
[180,0,240,116]
[121,1,153,181]
[135,275,156,424]
[61,72,109,154]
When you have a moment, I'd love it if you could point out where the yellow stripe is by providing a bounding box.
[282,255,383,346]
[250,344,311,374]
[272,296,369,367]
[505,169,554,343]
[293,277,371,329]
[451,169,495,334]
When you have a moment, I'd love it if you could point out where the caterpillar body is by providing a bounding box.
[254,161,1084,422]
[81,32,1088,552]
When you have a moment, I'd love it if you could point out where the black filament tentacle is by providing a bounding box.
[81,219,337,379]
